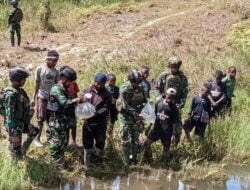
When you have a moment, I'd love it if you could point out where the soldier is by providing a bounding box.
[4,67,39,160]
[32,51,59,147]
[8,0,23,47]
[155,57,188,147]
[144,88,179,163]
[59,66,80,146]
[46,66,82,163]
[119,69,147,169]
[81,73,111,169]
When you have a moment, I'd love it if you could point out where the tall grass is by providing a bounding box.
[0,0,142,32]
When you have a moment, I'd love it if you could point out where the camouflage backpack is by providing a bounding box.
[0,87,17,117]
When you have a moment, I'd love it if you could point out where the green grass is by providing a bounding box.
[0,0,143,32]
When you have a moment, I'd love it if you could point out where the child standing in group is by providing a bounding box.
[141,66,151,99]
[183,85,211,142]
[207,70,227,118]
[144,88,179,163]
[222,66,237,112]
[106,74,119,144]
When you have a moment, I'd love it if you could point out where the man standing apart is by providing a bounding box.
[119,69,147,169]
[32,50,59,147]
[8,0,23,47]
[155,57,188,147]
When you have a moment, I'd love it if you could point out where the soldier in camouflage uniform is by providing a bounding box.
[4,67,39,160]
[155,57,188,147]
[8,0,23,47]
[119,69,147,168]
[46,67,83,162]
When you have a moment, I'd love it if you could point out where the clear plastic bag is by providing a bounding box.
[75,102,96,119]
[140,103,156,124]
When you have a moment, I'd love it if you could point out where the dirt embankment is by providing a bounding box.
[0,0,242,80]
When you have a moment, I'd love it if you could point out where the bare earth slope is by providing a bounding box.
[0,0,241,80]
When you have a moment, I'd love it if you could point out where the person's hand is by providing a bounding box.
[28,124,34,133]
[212,102,218,107]
[138,114,145,121]
[176,104,184,110]
[30,100,36,107]
[11,136,21,148]
[79,96,86,103]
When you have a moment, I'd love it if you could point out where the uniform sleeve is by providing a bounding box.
[5,92,23,130]
[51,86,74,108]
[180,75,188,106]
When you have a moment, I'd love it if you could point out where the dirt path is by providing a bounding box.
[0,0,241,78]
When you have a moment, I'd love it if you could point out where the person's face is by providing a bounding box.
[229,68,237,78]
[13,79,26,88]
[142,69,149,79]
[170,67,178,75]
[165,93,174,103]
[46,59,58,68]
[108,76,116,87]
[215,75,223,83]
[19,79,26,87]
[131,80,141,88]
[201,87,210,97]
[94,82,105,91]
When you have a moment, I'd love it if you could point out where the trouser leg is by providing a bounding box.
[22,124,40,155]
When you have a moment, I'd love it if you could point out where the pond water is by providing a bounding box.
[41,165,250,190]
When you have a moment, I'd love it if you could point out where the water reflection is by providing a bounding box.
[42,166,250,190]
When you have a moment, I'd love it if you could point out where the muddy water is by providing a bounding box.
[42,166,250,190]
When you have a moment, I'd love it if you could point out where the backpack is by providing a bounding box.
[0,87,17,117]
[11,8,23,23]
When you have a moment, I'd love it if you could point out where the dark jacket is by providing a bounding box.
[82,86,111,124]
[189,95,212,120]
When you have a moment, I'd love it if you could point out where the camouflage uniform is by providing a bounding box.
[4,86,39,160]
[119,81,147,165]
[155,70,188,143]
[8,6,23,46]
[47,84,76,161]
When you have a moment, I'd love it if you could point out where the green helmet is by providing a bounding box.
[10,0,18,5]
[168,56,182,68]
